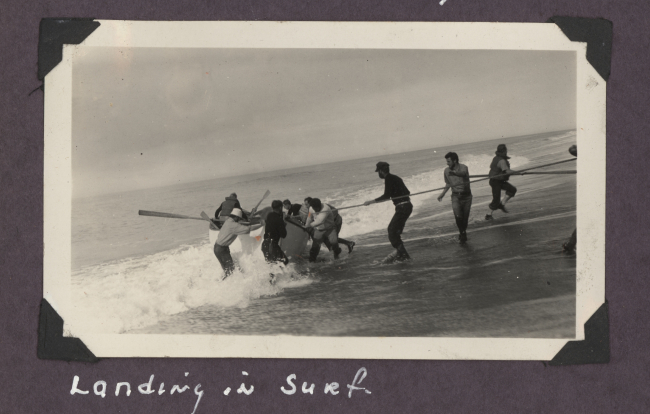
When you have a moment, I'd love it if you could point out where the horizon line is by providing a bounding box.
[73,128,576,200]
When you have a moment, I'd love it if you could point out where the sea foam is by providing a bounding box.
[70,242,308,334]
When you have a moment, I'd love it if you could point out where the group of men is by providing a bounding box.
[283,197,356,261]
[435,143,521,245]
[210,142,576,278]
[360,143,522,263]
[211,193,357,279]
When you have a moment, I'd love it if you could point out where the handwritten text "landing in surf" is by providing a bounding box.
[70,367,371,413]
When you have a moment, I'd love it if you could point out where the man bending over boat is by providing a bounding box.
[214,208,263,280]
[215,193,250,227]
[437,152,472,244]
[298,197,312,224]
[305,198,342,262]
[321,202,356,254]
[485,144,521,220]
[363,161,412,262]
[262,200,289,266]
[282,199,302,220]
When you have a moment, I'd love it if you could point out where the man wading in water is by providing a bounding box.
[262,200,289,266]
[213,208,262,280]
[364,161,413,262]
[437,152,472,244]
[485,144,521,220]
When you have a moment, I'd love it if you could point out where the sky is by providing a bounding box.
[71,47,576,198]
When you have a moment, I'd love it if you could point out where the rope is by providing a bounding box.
[470,170,576,177]
[337,158,577,211]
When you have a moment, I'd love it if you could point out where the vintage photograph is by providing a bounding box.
[44,21,605,358]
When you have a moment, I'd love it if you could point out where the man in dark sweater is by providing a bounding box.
[215,193,249,227]
[363,161,413,262]
[261,200,289,266]
[282,199,302,219]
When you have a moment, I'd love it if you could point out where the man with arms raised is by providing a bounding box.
[363,161,413,262]
[437,152,472,244]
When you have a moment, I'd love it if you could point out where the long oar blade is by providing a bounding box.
[201,211,220,230]
[251,189,271,214]
[139,210,206,221]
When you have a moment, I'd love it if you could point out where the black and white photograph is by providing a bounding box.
[43,21,605,358]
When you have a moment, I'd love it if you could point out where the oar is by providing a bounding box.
[250,189,271,216]
[201,211,220,230]
[470,170,577,177]
[139,210,208,221]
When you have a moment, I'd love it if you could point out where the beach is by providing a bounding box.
[71,130,576,337]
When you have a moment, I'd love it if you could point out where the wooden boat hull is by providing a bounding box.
[279,221,310,261]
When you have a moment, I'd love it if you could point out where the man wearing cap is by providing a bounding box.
[437,152,472,244]
[305,198,342,262]
[363,161,413,262]
[215,193,249,227]
[214,208,263,280]
[262,200,289,266]
[486,144,521,220]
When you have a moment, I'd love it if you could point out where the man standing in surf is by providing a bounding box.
[485,144,521,220]
[437,152,472,244]
[214,208,263,280]
[262,200,289,266]
[363,161,413,262]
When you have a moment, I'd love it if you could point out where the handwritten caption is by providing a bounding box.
[70,367,371,413]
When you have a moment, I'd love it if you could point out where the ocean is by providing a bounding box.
[71,130,577,337]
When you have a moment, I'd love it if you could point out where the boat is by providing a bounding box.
[208,206,310,261]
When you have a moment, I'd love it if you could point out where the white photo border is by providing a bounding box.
[44,20,606,359]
